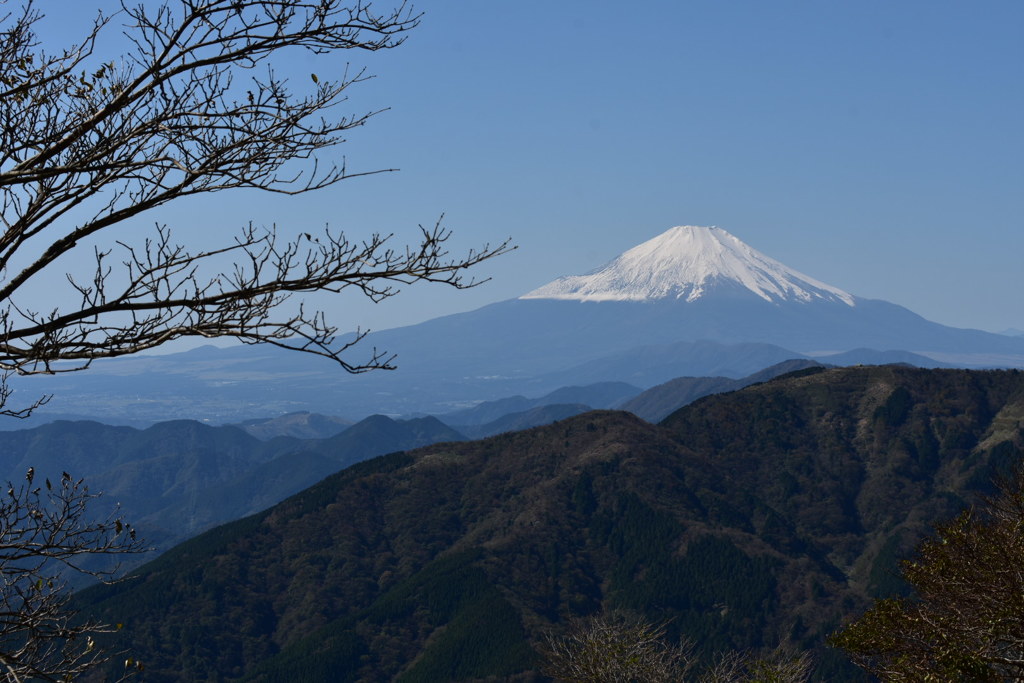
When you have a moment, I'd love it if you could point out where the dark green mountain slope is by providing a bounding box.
[76,366,1024,681]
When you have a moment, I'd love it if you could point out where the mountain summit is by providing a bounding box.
[21,225,1024,420]
[521,225,855,306]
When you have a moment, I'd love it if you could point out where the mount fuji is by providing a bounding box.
[380,223,1023,368]
[522,225,855,306]
[315,224,1023,407]
[16,225,1024,420]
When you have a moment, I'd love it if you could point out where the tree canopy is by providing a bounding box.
[831,465,1024,680]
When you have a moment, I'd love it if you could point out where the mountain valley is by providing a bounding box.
[4,225,1021,681]
[0,415,463,575]
[0,360,823,578]
[74,365,1024,680]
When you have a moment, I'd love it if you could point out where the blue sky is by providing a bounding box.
[38,1,1024,336]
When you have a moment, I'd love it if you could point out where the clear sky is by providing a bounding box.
[35,1,1024,338]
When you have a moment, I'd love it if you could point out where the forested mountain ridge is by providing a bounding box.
[76,366,1024,681]
[0,415,464,572]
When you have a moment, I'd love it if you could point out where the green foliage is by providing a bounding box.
[832,465,1024,681]
[69,367,1024,681]
[874,386,913,427]
[244,550,534,682]
[242,622,367,683]
[594,493,777,653]
[396,589,533,682]
[572,472,598,518]
[865,533,911,599]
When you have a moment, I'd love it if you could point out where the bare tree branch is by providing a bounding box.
[540,612,813,683]
[0,0,513,407]
[0,469,145,681]
[541,613,696,682]
[0,2,511,676]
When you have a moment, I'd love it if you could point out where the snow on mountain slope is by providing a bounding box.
[521,225,855,306]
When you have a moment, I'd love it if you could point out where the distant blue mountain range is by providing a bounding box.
[9,226,1022,424]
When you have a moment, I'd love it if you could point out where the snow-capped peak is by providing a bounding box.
[520,225,855,306]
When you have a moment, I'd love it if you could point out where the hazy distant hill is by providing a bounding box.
[234,411,353,440]
[533,339,811,387]
[451,403,593,439]
[13,226,1022,423]
[437,381,640,426]
[76,366,1024,681]
[619,358,822,422]
[813,348,952,368]
[0,415,464,570]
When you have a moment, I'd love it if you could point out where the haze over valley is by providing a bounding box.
[11,225,1023,426]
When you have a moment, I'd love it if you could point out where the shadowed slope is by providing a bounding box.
[76,367,1024,681]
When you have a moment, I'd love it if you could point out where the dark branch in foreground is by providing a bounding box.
[0,0,512,408]
[0,469,145,681]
